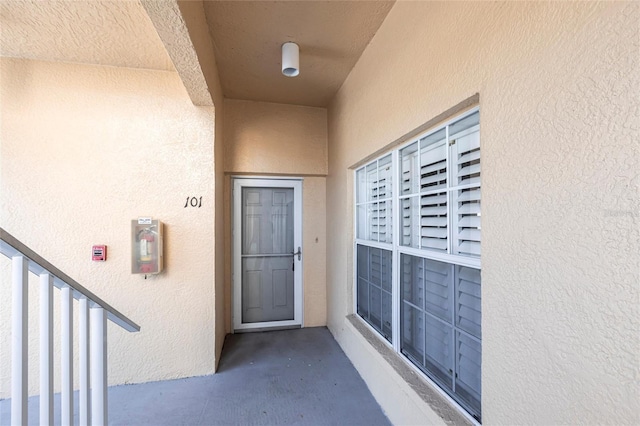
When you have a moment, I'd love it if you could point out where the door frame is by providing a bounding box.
[232,177,304,331]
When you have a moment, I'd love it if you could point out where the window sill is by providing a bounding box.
[346,314,476,426]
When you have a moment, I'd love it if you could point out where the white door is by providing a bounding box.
[233,178,303,331]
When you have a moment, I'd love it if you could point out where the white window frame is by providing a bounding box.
[353,107,481,423]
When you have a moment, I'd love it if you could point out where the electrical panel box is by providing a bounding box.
[131,218,163,275]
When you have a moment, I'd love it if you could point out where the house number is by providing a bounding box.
[184,196,203,208]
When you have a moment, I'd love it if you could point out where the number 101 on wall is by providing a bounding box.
[131,218,164,275]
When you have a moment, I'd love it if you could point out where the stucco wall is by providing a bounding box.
[327,2,639,425]
[174,0,228,371]
[213,88,226,369]
[0,58,217,397]
[223,99,327,331]
[224,99,328,176]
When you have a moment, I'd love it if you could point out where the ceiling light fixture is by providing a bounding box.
[282,42,299,77]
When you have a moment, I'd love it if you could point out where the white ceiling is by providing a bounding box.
[0,0,395,107]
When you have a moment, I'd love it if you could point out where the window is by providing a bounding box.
[355,109,481,421]
[355,155,393,341]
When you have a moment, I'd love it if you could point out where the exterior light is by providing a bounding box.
[282,42,299,77]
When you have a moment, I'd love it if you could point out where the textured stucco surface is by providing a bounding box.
[0,0,174,71]
[140,0,211,107]
[301,177,327,328]
[211,56,226,373]
[141,0,226,109]
[223,99,328,332]
[224,99,328,176]
[326,2,639,425]
[346,315,469,426]
[141,0,227,368]
[164,0,227,371]
[0,58,216,397]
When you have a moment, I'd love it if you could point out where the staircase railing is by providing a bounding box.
[1,227,140,425]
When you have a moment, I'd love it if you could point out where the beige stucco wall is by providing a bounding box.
[0,58,218,397]
[174,0,227,371]
[224,99,328,176]
[223,99,327,331]
[213,81,226,368]
[327,2,639,425]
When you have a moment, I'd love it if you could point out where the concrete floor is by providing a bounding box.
[1,327,390,425]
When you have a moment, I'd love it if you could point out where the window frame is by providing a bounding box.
[353,106,481,423]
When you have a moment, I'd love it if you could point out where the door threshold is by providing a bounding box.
[234,325,302,334]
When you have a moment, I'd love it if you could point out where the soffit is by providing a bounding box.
[204,1,395,107]
[0,0,174,71]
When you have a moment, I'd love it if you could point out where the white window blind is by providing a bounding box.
[400,129,449,253]
[399,112,480,258]
[451,123,481,257]
[356,155,393,244]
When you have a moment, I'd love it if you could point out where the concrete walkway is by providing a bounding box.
[1,327,390,425]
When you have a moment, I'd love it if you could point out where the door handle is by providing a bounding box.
[292,246,302,261]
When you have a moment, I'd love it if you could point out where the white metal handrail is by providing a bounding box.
[1,227,140,426]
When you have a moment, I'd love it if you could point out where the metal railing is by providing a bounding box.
[1,227,140,425]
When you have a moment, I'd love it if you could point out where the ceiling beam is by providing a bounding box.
[140,0,223,107]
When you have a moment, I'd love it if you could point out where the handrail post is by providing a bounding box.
[91,306,108,426]
[79,297,91,426]
[11,255,28,426]
[40,273,54,426]
[61,286,73,425]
